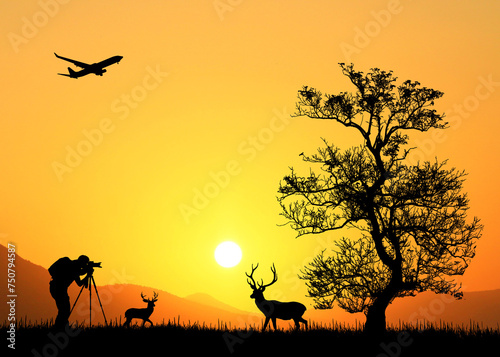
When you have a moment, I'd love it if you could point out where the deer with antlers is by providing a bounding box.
[246,263,307,330]
[123,292,158,327]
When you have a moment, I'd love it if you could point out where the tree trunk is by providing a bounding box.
[364,286,397,336]
[364,301,388,335]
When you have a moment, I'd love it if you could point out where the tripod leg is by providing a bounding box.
[91,276,108,326]
[69,284,86,319]
[89,277,92,327]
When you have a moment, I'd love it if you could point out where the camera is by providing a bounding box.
[85,261,102,276]
[89,261,102,268]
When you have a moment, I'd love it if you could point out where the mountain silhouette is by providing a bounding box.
[0,244,260,327]
[185,292,250,315]
[1,244,499,328]
[0,244,56,323]
[386,289,500,328]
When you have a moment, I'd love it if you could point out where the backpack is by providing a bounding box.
[48,257,72,279]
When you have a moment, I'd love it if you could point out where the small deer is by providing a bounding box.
[123,292,158,327]
[246,263,307,330]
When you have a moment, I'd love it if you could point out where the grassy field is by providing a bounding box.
[3,319,499,356]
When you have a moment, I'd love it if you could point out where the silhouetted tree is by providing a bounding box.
[278,64,483,335]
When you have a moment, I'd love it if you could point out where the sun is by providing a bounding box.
[214,241,242,268]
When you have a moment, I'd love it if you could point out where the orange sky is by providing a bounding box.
[1,0,499,312]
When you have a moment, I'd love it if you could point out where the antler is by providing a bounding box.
[260,264,278,289]
[246,263,278,290]
[246,263,259,289]
[141,291,158,302]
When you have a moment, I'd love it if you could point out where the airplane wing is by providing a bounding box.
[54,53,90,69]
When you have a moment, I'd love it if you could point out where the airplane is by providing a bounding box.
[55,53,123,78]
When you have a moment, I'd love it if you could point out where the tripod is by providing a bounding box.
[69,273,108,326]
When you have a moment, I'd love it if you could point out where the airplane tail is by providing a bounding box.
[58,67,77,78]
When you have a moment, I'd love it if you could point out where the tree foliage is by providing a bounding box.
[278,64,482,332]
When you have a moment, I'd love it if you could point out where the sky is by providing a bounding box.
[1,0,499,312]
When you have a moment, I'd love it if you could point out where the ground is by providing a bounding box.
[4,322,499,357]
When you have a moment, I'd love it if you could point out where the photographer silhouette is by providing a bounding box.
[48,255,91,329]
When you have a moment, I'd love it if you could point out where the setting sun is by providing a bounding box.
[214,241,242,268]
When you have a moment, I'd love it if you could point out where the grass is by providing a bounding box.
[3,318,499,357]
